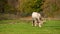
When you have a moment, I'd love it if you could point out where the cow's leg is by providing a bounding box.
[34,19,37,26]
[38,22,41,27]
[32,20,37,27]
[32,20,35,26]
[36,18,39,26]
[38,18,42,27]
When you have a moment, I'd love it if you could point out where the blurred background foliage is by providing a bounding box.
[0,0,60,20]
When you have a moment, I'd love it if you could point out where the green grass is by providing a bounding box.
[0,20,60,34]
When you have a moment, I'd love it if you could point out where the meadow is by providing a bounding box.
[0,19,60,34]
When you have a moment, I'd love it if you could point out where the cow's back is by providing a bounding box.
[32,12,41,19]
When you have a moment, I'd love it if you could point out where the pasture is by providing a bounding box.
[0,19,60,34]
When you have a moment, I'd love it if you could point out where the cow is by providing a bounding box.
[32,12,44,27]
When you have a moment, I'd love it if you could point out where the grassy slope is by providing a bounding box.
[0,20,60,34]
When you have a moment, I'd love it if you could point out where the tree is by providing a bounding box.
[18,0,44,17]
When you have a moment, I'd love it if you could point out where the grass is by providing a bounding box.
[0,20,60,34]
